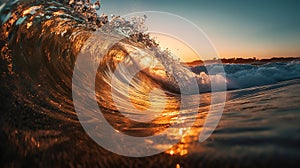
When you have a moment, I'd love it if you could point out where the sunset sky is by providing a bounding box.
[97,0,300,61]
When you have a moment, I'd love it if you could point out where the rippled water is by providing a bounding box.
[1,80,299,167]
[1,0,300,167]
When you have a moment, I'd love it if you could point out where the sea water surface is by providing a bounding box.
[1,0,300,167]
[1,78,300,167]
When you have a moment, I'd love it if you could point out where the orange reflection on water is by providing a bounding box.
[164,95,212,156]
[93,39,214,155]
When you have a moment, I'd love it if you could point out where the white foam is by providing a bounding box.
[193,61,300,91]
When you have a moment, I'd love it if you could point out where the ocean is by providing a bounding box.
[1,0,300,167]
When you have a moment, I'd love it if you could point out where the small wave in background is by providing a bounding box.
[192,61,300,90]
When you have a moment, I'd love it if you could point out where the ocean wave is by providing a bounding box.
[192,61,300,90]
[1,0,300,165]
[0,0,202,129]
[1,0,298,109]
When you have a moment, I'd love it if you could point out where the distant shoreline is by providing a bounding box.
[184,57,300,67]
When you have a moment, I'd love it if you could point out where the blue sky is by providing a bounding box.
[96,0,300,59]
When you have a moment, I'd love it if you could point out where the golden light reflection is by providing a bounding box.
[164,95,212,156]
[111,49,126,62]
[22,5,41,16]
[26,22,32,29]
[94,36,214,152]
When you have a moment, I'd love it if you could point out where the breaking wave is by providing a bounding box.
[191,61,300,90]
[1,0,300,165]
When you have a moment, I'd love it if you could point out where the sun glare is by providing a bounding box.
[150,32,201,62]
